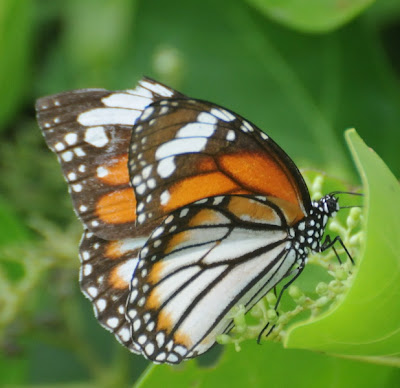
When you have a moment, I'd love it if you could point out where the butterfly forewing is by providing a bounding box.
[125,195,298,363]
[129,98,310,229]
[36,79,182,239]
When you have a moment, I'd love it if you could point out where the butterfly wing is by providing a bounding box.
[129,96,311,228]
[36,78,183,240]
[79,229,147,353]
[125,195,299,363]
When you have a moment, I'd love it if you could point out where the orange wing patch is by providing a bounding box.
[104,240,136,260]
[105,241,125,259]
[174,329,193,348]
[227,196,278,224]
[96,188,136,224]
[155,311,193,348]
[188,208,229,227]
[268,196,304,225]
[219,152,299,206]
[146,288,161,310]
[164,172,239,212]
[109,263,131,290]
[98,154,130,186]
[147,261,164,285]
[156,310,174,333]
[165,230,192,254]
[160,152,305,222]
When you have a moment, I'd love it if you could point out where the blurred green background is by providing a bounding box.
[1,0,399,387]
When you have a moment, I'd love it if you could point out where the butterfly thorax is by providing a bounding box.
[289,194,339,258]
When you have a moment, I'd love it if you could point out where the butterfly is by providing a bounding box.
[36,78,347,364]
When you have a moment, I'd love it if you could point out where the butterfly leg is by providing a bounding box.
[257,259,306,344]
[320,235,354,264]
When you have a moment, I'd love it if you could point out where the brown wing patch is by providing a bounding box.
[96,188,136,224]
[197,155,218,172]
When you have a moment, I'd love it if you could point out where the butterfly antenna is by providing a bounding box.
[329,191,364,196]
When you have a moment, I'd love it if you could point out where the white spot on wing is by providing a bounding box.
[72,184,82,192]
[116,258,139,285]
[118,327,130,341]
[96,299,106,312]
[197,112,218,124]
[210,108,235,122]
[241,121,254,132]
[226,130,236,141]
[145,343,155,356]
[97,166,109,177]
[67,172,77,181]
[176,122,216,138]
[167,354,179,363]
[61,151,73,162]
[128,85,154,98]
[155,138,207,160]
[140,107,154,121]
[142,165,153,179]
[74,147,86,157]
[78,108,141,126]
[64,133,78,145]
[140,80,174,97]
[54,142,65,151]
[106,317,119,328]
[157,156,176,178]
[84,126,109,148]
[102,93,151,110]
[136,182,147,194]
[87,286,98,298]
[160,190,170,205]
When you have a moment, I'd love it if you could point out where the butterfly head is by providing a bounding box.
[290,194,339,256]
[313,194,340,223]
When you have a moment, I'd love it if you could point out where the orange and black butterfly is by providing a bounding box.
[36,78,346,364]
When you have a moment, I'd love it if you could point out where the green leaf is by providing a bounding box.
[136,341,397,388]
[0,196,30,245]
[246,0,375,33]
[0,0,33,130]
[285,129,400,366]
[0,354,28,386]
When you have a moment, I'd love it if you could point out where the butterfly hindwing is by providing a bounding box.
[79,229,150,353]
[129,98,311,229]
[125,195,299,363]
